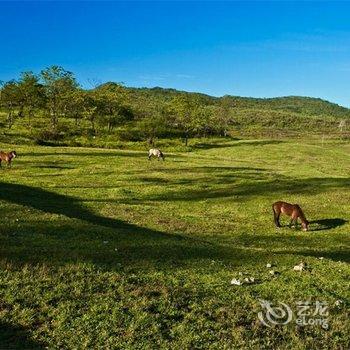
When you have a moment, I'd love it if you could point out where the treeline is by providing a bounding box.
[0,66,234,145]
[1,66,349,147]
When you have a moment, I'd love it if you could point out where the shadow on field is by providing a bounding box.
[24,151,145,158]
[310,218,347,231]
[0,182,266,268]
[0,182,167,239]
[228,139,284,147]
[143,175,350,202]
[287,250,350,262]
[192,139,284,150]
[131,166,269,187]
[0,322,45,350]
[234,234,350,263]
[35,164,75,169]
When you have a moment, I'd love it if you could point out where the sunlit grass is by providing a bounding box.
[0,138,349,349]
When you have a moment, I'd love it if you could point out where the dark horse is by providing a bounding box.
[0,151,17,167]
[272,201,309,231]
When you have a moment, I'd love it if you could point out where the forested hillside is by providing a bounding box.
[1,66,349,148]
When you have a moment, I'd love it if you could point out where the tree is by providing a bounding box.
[170,94,202,146]
[40,66,78,128]
[63,88,86,127]
[338,119,346,133]
[212,101,235,137]
[94,83,132,133]
[81,91,98,134]
[0,80,20,129]
[138,107,169,146]
[17,72,44,130]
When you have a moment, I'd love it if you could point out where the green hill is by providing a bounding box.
[124,86,350,137]
[128,86,350,118]
[1,81,349,148]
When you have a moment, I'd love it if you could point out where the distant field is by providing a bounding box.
[0,138,349,349]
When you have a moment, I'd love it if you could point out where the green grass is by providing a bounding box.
[0,138,349,349]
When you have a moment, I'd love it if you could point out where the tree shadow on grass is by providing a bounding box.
[0,181,348,268]
[127,166,271,189]
[24,151,146,158]
[0,182,168,240]
[0,182,268,269]
[0,322,45,350]
[273,249,350,263]
[144,176,350,202]
[192,139,284,150]
[34,165,75,170]
[233,234,350,263]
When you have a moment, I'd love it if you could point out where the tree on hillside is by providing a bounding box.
[40,66,78,128]
[63,88,87,128]
[17,72,45,130]
[80,91,98,134]
[138,100,170,145]
[169,94,232,143]
[338,119,346,133]
[0,80,21,129]
[94,83,133,133]
[170,94,203,146]
[213,99,235,136]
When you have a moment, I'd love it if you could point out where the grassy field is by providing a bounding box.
[0,138,349,349]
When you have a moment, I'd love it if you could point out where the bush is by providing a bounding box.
[33,128,65,145]
[116,128,144,142]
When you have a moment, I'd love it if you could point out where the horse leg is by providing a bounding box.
[273,207,281,227]
[289,218,295,228]
[290,214,297,228]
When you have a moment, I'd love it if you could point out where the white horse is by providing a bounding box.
[148,148,165,161]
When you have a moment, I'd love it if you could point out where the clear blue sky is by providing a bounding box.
[1,1,350,106]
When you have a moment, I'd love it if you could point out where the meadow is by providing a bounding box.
[0,138,349,349]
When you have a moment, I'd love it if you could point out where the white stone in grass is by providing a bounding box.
[114,248,118,251]
[266,263,272,268]
[269,270,276,275]
[230,278,242,286]
[318,257,324,260]
[243,277,255,284]
[335,300,343,306]
[103,241,109,244]
[293,262,305,272]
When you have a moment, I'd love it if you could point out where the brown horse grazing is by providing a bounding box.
[272,201,309,231]
[0,151,17,167]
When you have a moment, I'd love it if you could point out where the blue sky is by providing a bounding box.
[1,1,350,106]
